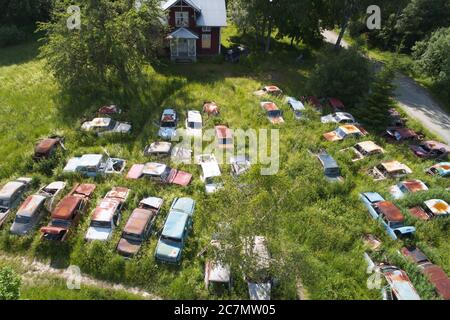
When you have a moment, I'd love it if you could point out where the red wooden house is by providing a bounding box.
[162,0,227,62]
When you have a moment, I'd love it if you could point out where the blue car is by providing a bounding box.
[359,192,415,240]
[155,197,195,264]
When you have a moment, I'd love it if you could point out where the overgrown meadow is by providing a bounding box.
[0,30,448,300]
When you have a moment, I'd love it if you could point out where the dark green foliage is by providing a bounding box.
[0,25,27,48]
[0,266,21,300]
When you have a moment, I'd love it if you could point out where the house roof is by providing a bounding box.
[168,27,199,39]
[162,0,227,27]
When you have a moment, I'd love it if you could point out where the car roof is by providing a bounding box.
[356,141,383,153]
[215,125,232,138]
[334,112,353,119]
[187,110,202,122]
[382,267,421,300]
[149,141,172,153]
[105,187,129,202]
[143,162,167,176]
[338,125,361,135]
[394,128,417,138]
[92,198,121,222]
[400,180,428,192]
[162,210,189,239]
[171,197,195,215]
[363,192,384,203]
[35,138,59,154]
[140,197,164,209]
[422,140,450,151]
[71,183,96,197]
[52,196,82,220]
[124,208,153,235]
[381,161,412,173]
[64,155,103,171]
[90,117,113,127]
[401,247,429,264]
[45,181,66,191]
[421,264,450,300]
[328,98,344,108]
[318,152,338,169]
[424,199,450,216]
[206,261,231,283]
[201,162,221,179]
[432,162,450,175]
[376,201,404,222]
[286,97,305,110]
[0,181,26,199]
[261,102,278,111]
[17,195,46,217]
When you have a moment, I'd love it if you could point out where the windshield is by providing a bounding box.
[123,232,142,242]
[220,138,232,145]
[14,215,31,224]
[188,122,202,129]
[389,221,404,229]
[106,120,117,130]
[336,128,347,138]
[161,121,176,128]
[91,220,111,229]
[51,219,71,228]
[0,199,8,207]
[161,235,182,243]
[160,167,173,181]
[268,110,282,118]
[205,176,222,185]
[420,144,431,152]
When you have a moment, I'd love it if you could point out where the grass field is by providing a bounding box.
[0,28,448,300]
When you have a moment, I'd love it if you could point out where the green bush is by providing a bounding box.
[0,266,21,300]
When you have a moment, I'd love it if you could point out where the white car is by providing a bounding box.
[38,181,67,211]
[185,110,203,137]
[389,180,428,199]
[230,155,251,177]
[197,154,223,194]
[286,97,305,120]
[321,112,356,124]
[158,109,178,140]
[81,117,131,135]
[63,154,126,177]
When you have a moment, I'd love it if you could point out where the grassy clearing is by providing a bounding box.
[0,28,448,300]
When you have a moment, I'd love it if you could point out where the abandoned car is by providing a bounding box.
[301,96,322,111]
[260,102,284,125]
[254,85,283,97]
[10,194,47,236]
[203,101,220,116]
[426,162,450,177]
[360,192,416,240]
[185,110,203,137]
[323,125,366,142]
[158,108,178,140]
[117,197,163,258]
[85,187,130,242]
[205,240,232,293]
[401,247,450,300]
[197,154,223,194]
[387,108,406,127]
[63,154,126,177]
[327,97,345,111]
[230,155,251,177]
[340,141,384,162]
[410,140,450,160]
[368,161,412,181]
[33,136,65,161]
[286,97,305,120]
[243,236,272,301]
[315,150,344,182]
[379,265,421,300]
[321,112,355,124]
[81,117,131,135]
[155,197,196,265]
[389,179,428,199]
[144,141,172,157]
[0,177,32,227]
[215,125,233,149]
[40,183,96,242]
[409,199,450,220]
[126,162,192,186]
[97,104,122,115]
[385,127,420,143]
[37,181,66,212]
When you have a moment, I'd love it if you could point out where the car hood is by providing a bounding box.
[323,131,342,141]
[117,238,141,256]
[113,122,132,133]
[169,170,192,186]
[158,127,177,139]
[320,115,334,123]
[409,145,428,156]
[10,222,31,235]
[155,240,181,261]
[389,185,404,199]
[85,227,111,241]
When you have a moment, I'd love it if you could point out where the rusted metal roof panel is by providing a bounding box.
[35,138,59,154]
[124,208,154,235]
[424,199,450,216]
[72,184,96,197]
[376,201,404,222]
[402,180,428,193]
[382,267,421,300]
[215,125,231,139]
[92,199,120,222]
[105,187,130,202]
[421,264,450,300]
[52,196,82,220]
[401,247,429,264]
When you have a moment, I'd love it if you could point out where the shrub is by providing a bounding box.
[0,266,21,300]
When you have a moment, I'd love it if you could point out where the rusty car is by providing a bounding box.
[367,161,412,181]
[260,102,284,125]
[340,141,384,162]
[409,199,450,220]
[286,97,305,120]
[40,183,96,241]
[389,179,428,199]
[117,197,163,258]
[144,141,172,157]
[410,140,450,160]
[314,150,344,182]
[0,177,33,227]
[97,104,122,115]
[387,108,406,127]
[401,247,450,300]
[323,125,366,142]
[33,136,65,161]
[63,154,126,177]
[85,187,130,242]
[155,197,195,265]
[254,85,283,97]
[197,154,223,194]
[301,96,322,111]
[37,181,66,212]
[379,265,421,300]
[185,110,203,137]
[215,125,233,149]
[230,155,251,177]
[327,97,345,112]
[360,192,416,240]
[426,162,450,177]
[384,127,421,143]
[81,117,131,135]
[203,101,220,116]
[126,162,192,186]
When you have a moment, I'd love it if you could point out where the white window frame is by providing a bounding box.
[175,11,189,27]
[202,26,211,32]
[202,34,211,49]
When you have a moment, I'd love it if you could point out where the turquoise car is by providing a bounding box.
[155,197,195,265]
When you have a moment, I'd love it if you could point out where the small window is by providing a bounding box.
[202,34,211,49]
[202,26,211,32]
[175,11,189,27]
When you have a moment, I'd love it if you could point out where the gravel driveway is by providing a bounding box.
[322,30,450,144]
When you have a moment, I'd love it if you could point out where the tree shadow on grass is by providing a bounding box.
[0,37,40,67]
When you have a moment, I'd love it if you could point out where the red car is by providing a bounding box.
[126,162,192,186]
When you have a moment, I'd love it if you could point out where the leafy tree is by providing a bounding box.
[0,0,53,27]
[0,266,21,300]
[38,0,166,96]
[306,48,372,106]
[412,27,450,85]
[396,0,450,52]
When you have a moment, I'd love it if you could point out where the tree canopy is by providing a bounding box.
[0,266,21,300]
